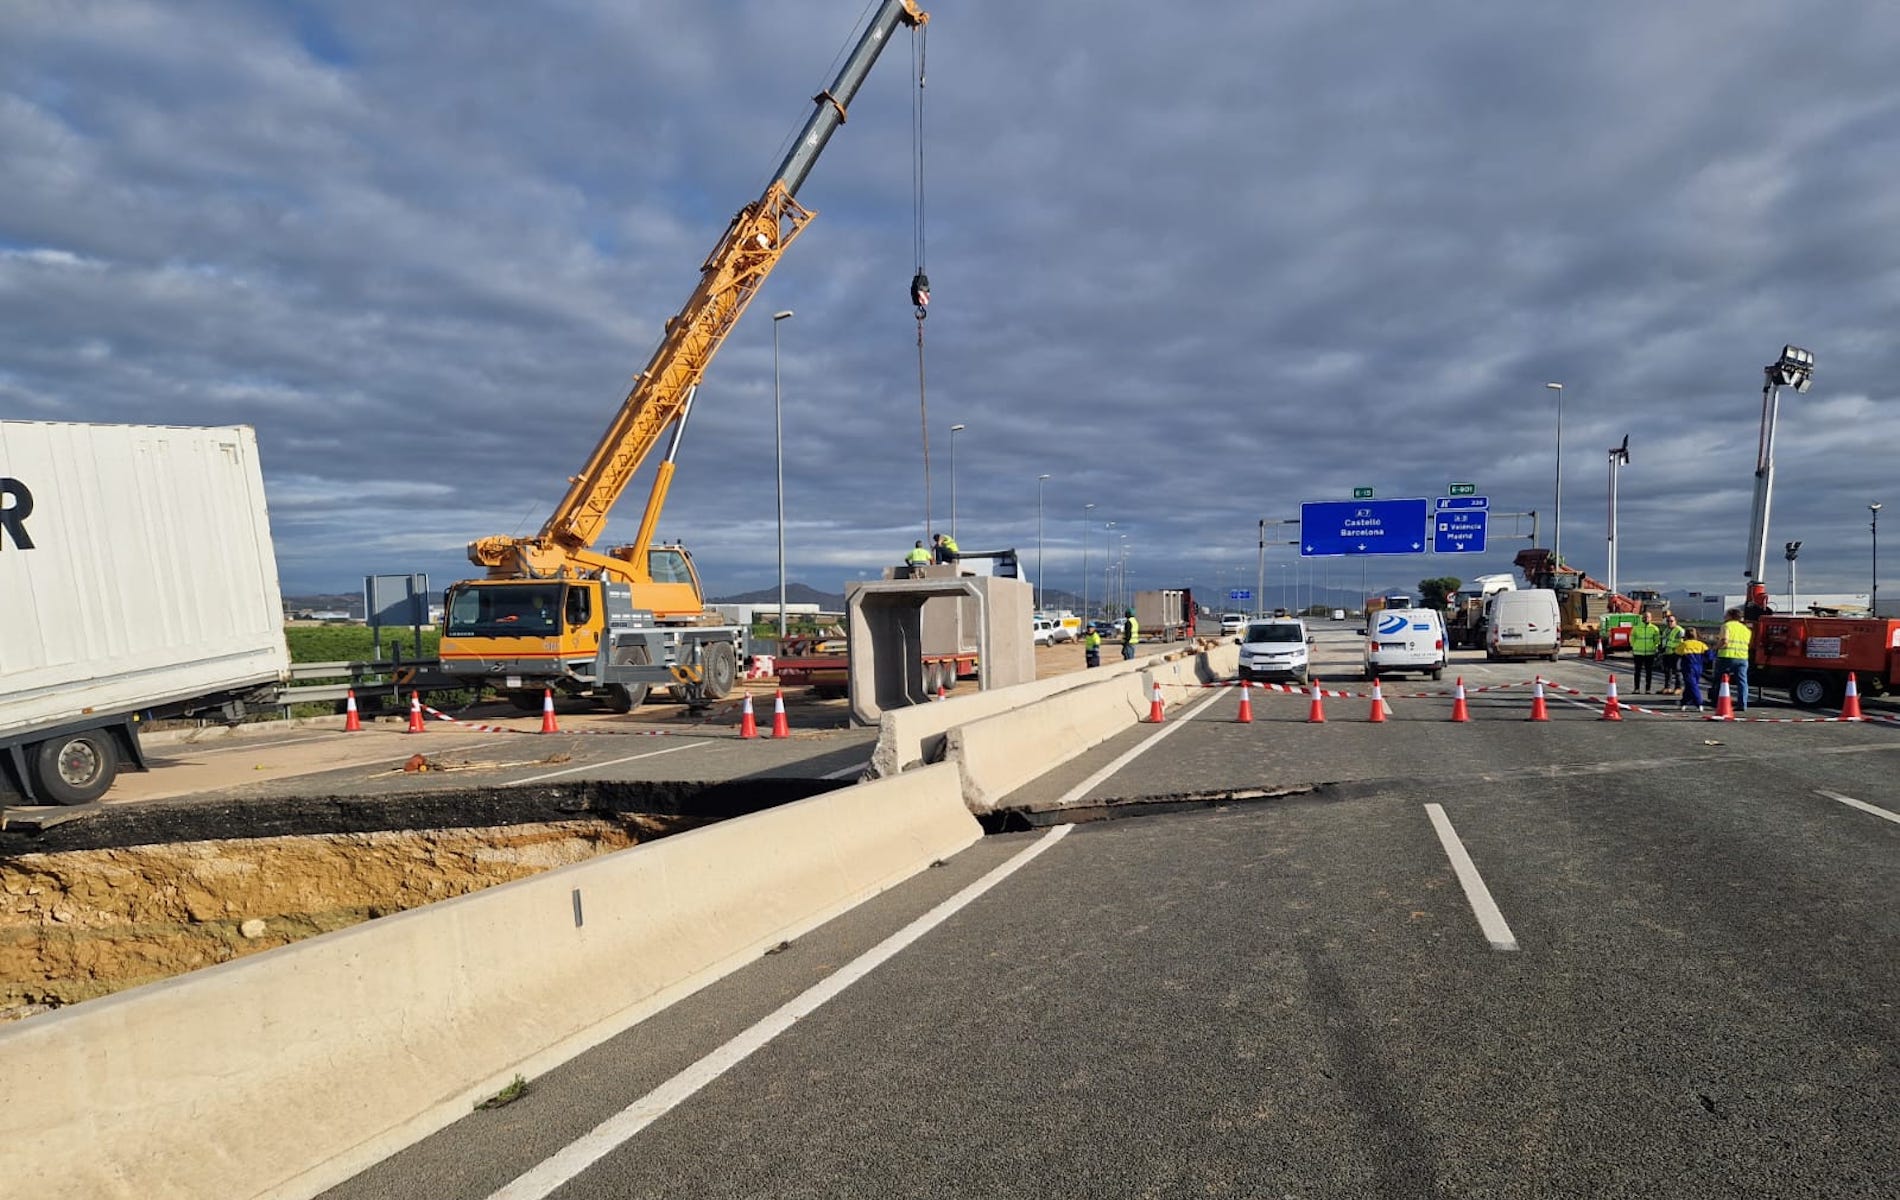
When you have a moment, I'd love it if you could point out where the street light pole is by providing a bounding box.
[1873,503,1883,616]
[1036,474,1051,610]
[949,424,965,540]
[1082,502,1095,620]
[772,309,794,645]
[1784,540,1801,614]
[1256,519,1266,618]
[1546,382,1564,565]
[1607,435,1629,595]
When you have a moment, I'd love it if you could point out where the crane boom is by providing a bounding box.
[468,0,928,582]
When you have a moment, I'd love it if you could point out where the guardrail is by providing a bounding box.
[276,659,465,706]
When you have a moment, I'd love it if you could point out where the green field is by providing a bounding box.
[285,625,440,664]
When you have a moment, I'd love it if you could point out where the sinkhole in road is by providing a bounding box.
[0,776,844,1022]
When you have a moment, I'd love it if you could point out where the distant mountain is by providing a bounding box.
[711,582,848,611]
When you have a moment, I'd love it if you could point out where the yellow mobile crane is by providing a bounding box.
[440,1,928,712]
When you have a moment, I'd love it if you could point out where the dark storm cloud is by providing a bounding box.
[3,0,1895,604]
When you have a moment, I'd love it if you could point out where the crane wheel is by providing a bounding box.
[698,641,738,700]
[605,645,651,713]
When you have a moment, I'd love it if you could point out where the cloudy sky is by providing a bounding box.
[5,0,1898,609]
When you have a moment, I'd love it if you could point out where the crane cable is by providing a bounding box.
[908,22,932,539]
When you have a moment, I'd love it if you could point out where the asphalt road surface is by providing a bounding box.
[328,629,1899,1200]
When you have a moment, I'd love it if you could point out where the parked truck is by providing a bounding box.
[1,422,291,804]
[1133,588,1197,642]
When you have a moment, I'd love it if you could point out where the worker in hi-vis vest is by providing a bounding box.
[905,540,931,566]
[1657,613,1685,694]
[1121,609,1139,660]
[1627,612,1662,693]
[1715,608,1752,711]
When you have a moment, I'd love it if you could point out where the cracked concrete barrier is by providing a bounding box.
[947,642,1241,814]
[0,764,981,1200]
[871,643,1220,778]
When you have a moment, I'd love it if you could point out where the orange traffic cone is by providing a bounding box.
[1842,672,1864,720]
[406,691,426,734]
[540,687,560,734]
[1713,675,1734,720]
[1307,678,1327,723]
[343,689,362,732]
[1528,677,1550,722]
[937,683,948,702]
[1577,639,1589,659]
[1600,674,1623,721]
[739,692,758,739]
[1594,641,1605,662]
[1147,680,1166,724]
[770,688,791,737]
[1236,680,1253,724]
[1368,678,1387,723]
[1450,677,1470,723]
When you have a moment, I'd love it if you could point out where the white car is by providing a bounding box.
[1032,617,1057,646]
[1220,612,1247,636]
[1239,618,1309,682]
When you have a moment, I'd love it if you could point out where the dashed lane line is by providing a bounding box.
[483,823,1074,1200]
[1423,803,1520,952]
[1816,789,1900,827]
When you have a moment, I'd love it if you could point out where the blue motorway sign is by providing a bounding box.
[1300,499,1429,557]
[1435,495,1489,511]
[1228,589,1252,601]
[1433,509,1489,554]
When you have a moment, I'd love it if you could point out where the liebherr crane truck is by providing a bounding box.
[439,1,928,712]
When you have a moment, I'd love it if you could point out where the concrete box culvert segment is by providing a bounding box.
[0,764,982,1200]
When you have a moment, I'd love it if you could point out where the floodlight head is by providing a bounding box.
[1785,540,1802,559]
[1770,343,1814,390]
[950,423,965,432]
[773,310,795,321]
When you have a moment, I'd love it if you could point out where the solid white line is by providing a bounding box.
[820,761,868,780]
[1053,685,1228,808]
[1423,803,1519,952]
[484,823,1074,1200]
[1816,789,1900,826]
[506,741,710,785]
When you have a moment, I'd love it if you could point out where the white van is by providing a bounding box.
[1239,617,1309,682]
[1365,607,1447,680]
[1486,588,1562,661]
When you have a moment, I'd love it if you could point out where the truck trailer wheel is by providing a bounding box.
[32,731,119,805]
[1790,673,1834,709]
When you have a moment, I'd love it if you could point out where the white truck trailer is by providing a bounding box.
[1,422,290,804]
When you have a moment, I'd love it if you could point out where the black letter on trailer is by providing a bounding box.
[0,478,33,550]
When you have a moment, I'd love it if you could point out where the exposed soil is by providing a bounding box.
[1,777,842,1022]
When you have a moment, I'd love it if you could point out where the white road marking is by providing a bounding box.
[506,741,710,785]
[1423,803,1519,952]
[820,760,869,780]
[484,823,1074,1200]
[1816,789,1900,826]
[1054,686,1228,808]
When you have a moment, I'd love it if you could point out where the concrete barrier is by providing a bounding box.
[871,642,1221,777]
[945,641,1241,813]
[0,765,981,1200]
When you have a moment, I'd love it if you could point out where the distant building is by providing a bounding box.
[1677,592,1870,624]
[712,603,826,626]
